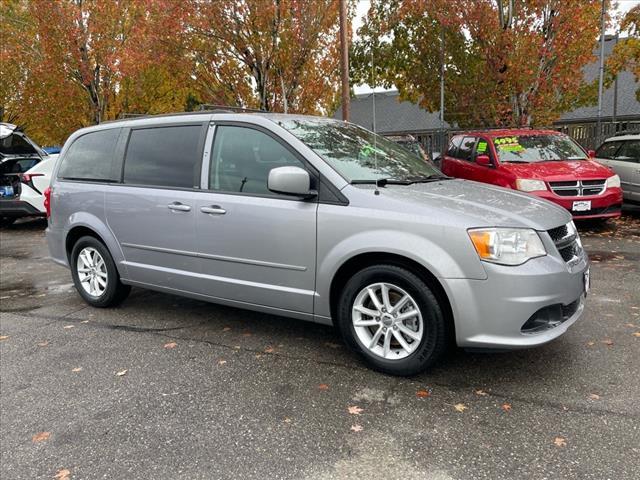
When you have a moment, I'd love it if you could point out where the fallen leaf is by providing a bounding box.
[80,320,89,324]
[116,369,128,377]
[254,354,262,359]
[347,405,364,415]
[416,389,431,398]
[0,335,8,341]
[553,436,567,447]
[32,431,51,443]
[633,332,640,338]
[54,468,71,480]
[63,325,74,330]
[454,403,467,413]
[241,332,252,337]
[37,341,49,347]
[589,393,600,400]
[71,367,82,373]
[264,346,275,354]
[350,424,363,432]
[163,342,177,349]
[474,389,489,397]
[217,359,227,365]
[318,384,329,391]
[233,345,241,350]
[586,341,595,346]
[602,339,614,346]
[624,323,637,328]
[501,403,512,412]
[324,342,341,349]
[222,327,231,332]
[283,417,292,424]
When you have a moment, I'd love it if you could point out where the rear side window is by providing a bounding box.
[123,125,203,188]
[58,129,120,180]
[446,137,462,157]
[595,141,622,159]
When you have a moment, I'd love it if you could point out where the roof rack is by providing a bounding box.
[103,106,264,124]
[197,104,265,113]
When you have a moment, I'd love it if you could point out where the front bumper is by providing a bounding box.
[531,188,622,219]
[443,252,588,349]
[0,199,44,217]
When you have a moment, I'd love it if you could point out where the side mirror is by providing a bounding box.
[268,166,317,198]
[588,149,596,158]
[475,154,492,166]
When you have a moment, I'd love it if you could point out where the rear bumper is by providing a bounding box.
[532,188,623,219]
[443,253,589,349]
[0,199,44,217]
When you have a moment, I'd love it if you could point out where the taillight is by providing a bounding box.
[44,186,52,218]
[21,173,44,183]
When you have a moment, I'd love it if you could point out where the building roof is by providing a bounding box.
[333,90,451,134]
[335,36,640,131]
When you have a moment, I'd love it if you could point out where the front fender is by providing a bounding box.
[314,229,487,318]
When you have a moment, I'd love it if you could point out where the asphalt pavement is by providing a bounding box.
[1,209,639,480]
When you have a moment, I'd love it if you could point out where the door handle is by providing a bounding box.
[167,202,191,212]
[200,205,226,215]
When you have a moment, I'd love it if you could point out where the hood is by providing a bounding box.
[0,123,45,159]
[349,179,571,231]
[501,159,615,181]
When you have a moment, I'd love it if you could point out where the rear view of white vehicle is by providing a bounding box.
[0,123,56,226]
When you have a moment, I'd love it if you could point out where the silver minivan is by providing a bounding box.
[46,113,589,375]
[595,133,640,204]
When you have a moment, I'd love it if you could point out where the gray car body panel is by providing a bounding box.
[47,112,586,347]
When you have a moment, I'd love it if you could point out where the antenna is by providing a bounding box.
[371,3,380,196]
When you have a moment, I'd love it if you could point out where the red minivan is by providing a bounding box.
[441,129,623,220]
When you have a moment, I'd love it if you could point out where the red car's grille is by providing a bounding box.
[549,179,606,197]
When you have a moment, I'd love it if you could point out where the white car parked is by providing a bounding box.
[0,123,57,226]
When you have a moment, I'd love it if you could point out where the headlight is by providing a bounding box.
[606,174,620,189]
[468,228,546,266]
[515,179,547,192]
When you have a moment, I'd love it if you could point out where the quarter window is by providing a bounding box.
[123,125,203,188]
[209,126,305,195]
[58,128,120,180]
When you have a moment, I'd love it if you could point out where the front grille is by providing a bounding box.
[549,179,606,197]
[547,222,583,265]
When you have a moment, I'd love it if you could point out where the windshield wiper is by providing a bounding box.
[405,174,450,183]
[350,178,409,186]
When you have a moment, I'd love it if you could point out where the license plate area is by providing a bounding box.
[572,200,591,212]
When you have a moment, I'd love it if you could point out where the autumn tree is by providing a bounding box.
[352,0,608,127]
[185,0,342,113]
[603,5,640,100]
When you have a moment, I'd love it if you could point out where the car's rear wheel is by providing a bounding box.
[336,264,447,376]
[70,236,130,307]
[0,217,16,228]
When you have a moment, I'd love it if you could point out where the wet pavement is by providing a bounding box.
[1,209,639,479]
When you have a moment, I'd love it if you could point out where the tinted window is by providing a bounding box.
[595,140,622,159]
[124,125,202,188]
[614,140,640,163]
[457,137,476,161]
[58,129,120,180]
[209,126,305,195]
[446,137,462,157]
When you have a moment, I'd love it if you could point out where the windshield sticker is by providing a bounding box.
[476,141,488,153]
[494,137,524,152]
[360,144,386,158]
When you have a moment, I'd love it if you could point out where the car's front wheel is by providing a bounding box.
[0,217,16,228]
[336,265,447,376]
[70,236,131,307]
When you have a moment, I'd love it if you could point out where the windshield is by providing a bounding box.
[494,134,587,163]
[278,118,441,182]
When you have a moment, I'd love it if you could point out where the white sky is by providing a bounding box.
[353,0,640,94]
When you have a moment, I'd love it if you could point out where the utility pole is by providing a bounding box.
[612,32,619,129]
[596,0,606,145]
[439,24,445,157]
[339,0,350,122]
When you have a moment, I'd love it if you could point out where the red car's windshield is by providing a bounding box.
[493,134,587,163]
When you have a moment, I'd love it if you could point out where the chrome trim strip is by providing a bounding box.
[120,242,307,271]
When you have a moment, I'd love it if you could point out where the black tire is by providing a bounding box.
[0,217,16,228]
[70,235,131,307]
[336,264,447,376]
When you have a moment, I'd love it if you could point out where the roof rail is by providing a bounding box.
[197,104,265,113]
[102,107,264,125]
